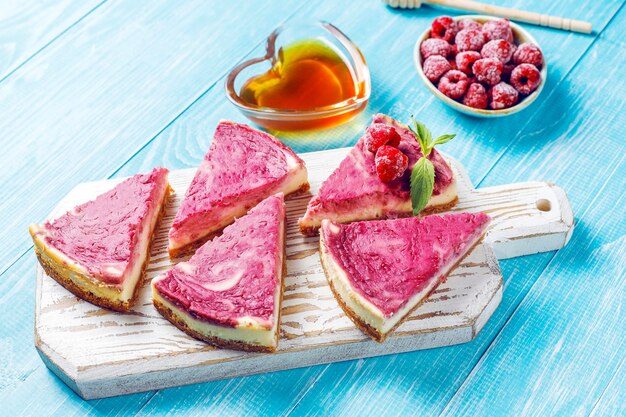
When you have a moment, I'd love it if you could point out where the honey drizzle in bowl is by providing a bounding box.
[240,39,357,113]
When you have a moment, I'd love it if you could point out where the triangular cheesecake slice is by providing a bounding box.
[320,212,491,342]
[153,193,286,352]
[29,167,171,312]
[299,114,458,235]
[168,120,308,257]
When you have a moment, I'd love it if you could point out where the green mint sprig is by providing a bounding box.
[408,118,455,215]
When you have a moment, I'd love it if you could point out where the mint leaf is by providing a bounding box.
[410,157,435,215]
[433,134,456,146]
[409,117,432,156]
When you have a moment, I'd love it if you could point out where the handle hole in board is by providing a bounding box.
[536,198,552,212]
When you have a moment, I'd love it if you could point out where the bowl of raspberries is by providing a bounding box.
[415,15,546,117]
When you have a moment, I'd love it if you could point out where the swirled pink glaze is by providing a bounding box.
[35,167,169,285]
[303,114,454,220]
[169,121,303,246]
[155,193,285,328]
[322,212,490,318]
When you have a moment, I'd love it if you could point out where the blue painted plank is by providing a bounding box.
[0,0,104,81]
[97,0,618,412]
[2,1,624,416]
[284,2,626,416]
[440,163,625,416]
[0,0,306,273]
[436,7,626,413]
[102,1,624,416]
[589,358,626,417]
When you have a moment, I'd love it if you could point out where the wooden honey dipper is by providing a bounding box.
[384,0,593,34]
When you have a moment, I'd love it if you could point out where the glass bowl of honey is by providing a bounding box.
[225,21,370,131]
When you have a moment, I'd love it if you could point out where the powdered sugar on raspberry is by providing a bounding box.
[455,29,486,52]
[423,55,452,82]
[482,19,513,42]
[481,40,515,63]
[420,38,451,59]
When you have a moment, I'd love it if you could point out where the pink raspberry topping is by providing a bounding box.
[420,38,451,59]
[375,145,409,183]
[423,55,452,82]
[431,16,458,43]
[481,39,515,63]
[510,63,541,95]
[364,123,401,153]
[513,43,543,67]
[458,18,482,32]
[438,70,469,100]
[489,82,519,109]
[482,18,514,42]
[473,58,503,85]
[463,83,488,109]
[455,51,481,75]
[455,29,486,52]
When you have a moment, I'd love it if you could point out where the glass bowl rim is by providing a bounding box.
[224,20,371,120]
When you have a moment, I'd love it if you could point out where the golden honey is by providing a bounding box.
[239,39,362,129]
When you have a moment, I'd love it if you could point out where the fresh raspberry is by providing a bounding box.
[501,64,516,82]
[375,145,409,182]
[489,82,519,109]
[455,29,486,52]
[513,43,543,67]
[510,63,541,95]
[423,55,452,82]
[438,70,469,100]
[364,123,401,153]
[431,16,458,43]
[473,58,503,85]
[481,40,515,63]
[458,18,482,32]
[482,18,513,42]
[462,83,488,109]
[420,38,451,59]
[455,51,481,75]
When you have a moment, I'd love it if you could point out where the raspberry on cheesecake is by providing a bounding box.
[298,114,458,235]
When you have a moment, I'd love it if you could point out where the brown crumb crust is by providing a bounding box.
[154,226,287,353]
[32,185,172,313]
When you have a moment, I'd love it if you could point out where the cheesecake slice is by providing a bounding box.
[153,193,286,352]
[29,167,171,312]
[320,212,491,342]
[168,120,308,257]
[299,114,458,235]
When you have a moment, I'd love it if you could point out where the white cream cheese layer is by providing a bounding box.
[153,216,285,348]
[30,179,169,304]
[168,162,306,253]
[302,178,458,230]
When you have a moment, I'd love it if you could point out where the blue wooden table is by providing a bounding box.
[1,1,624,415]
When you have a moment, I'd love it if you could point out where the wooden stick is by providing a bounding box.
[384,0,593,34]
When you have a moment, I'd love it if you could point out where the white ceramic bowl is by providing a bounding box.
[414,15,547,118]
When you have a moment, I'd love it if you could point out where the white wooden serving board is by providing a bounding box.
[34,148,574,399]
